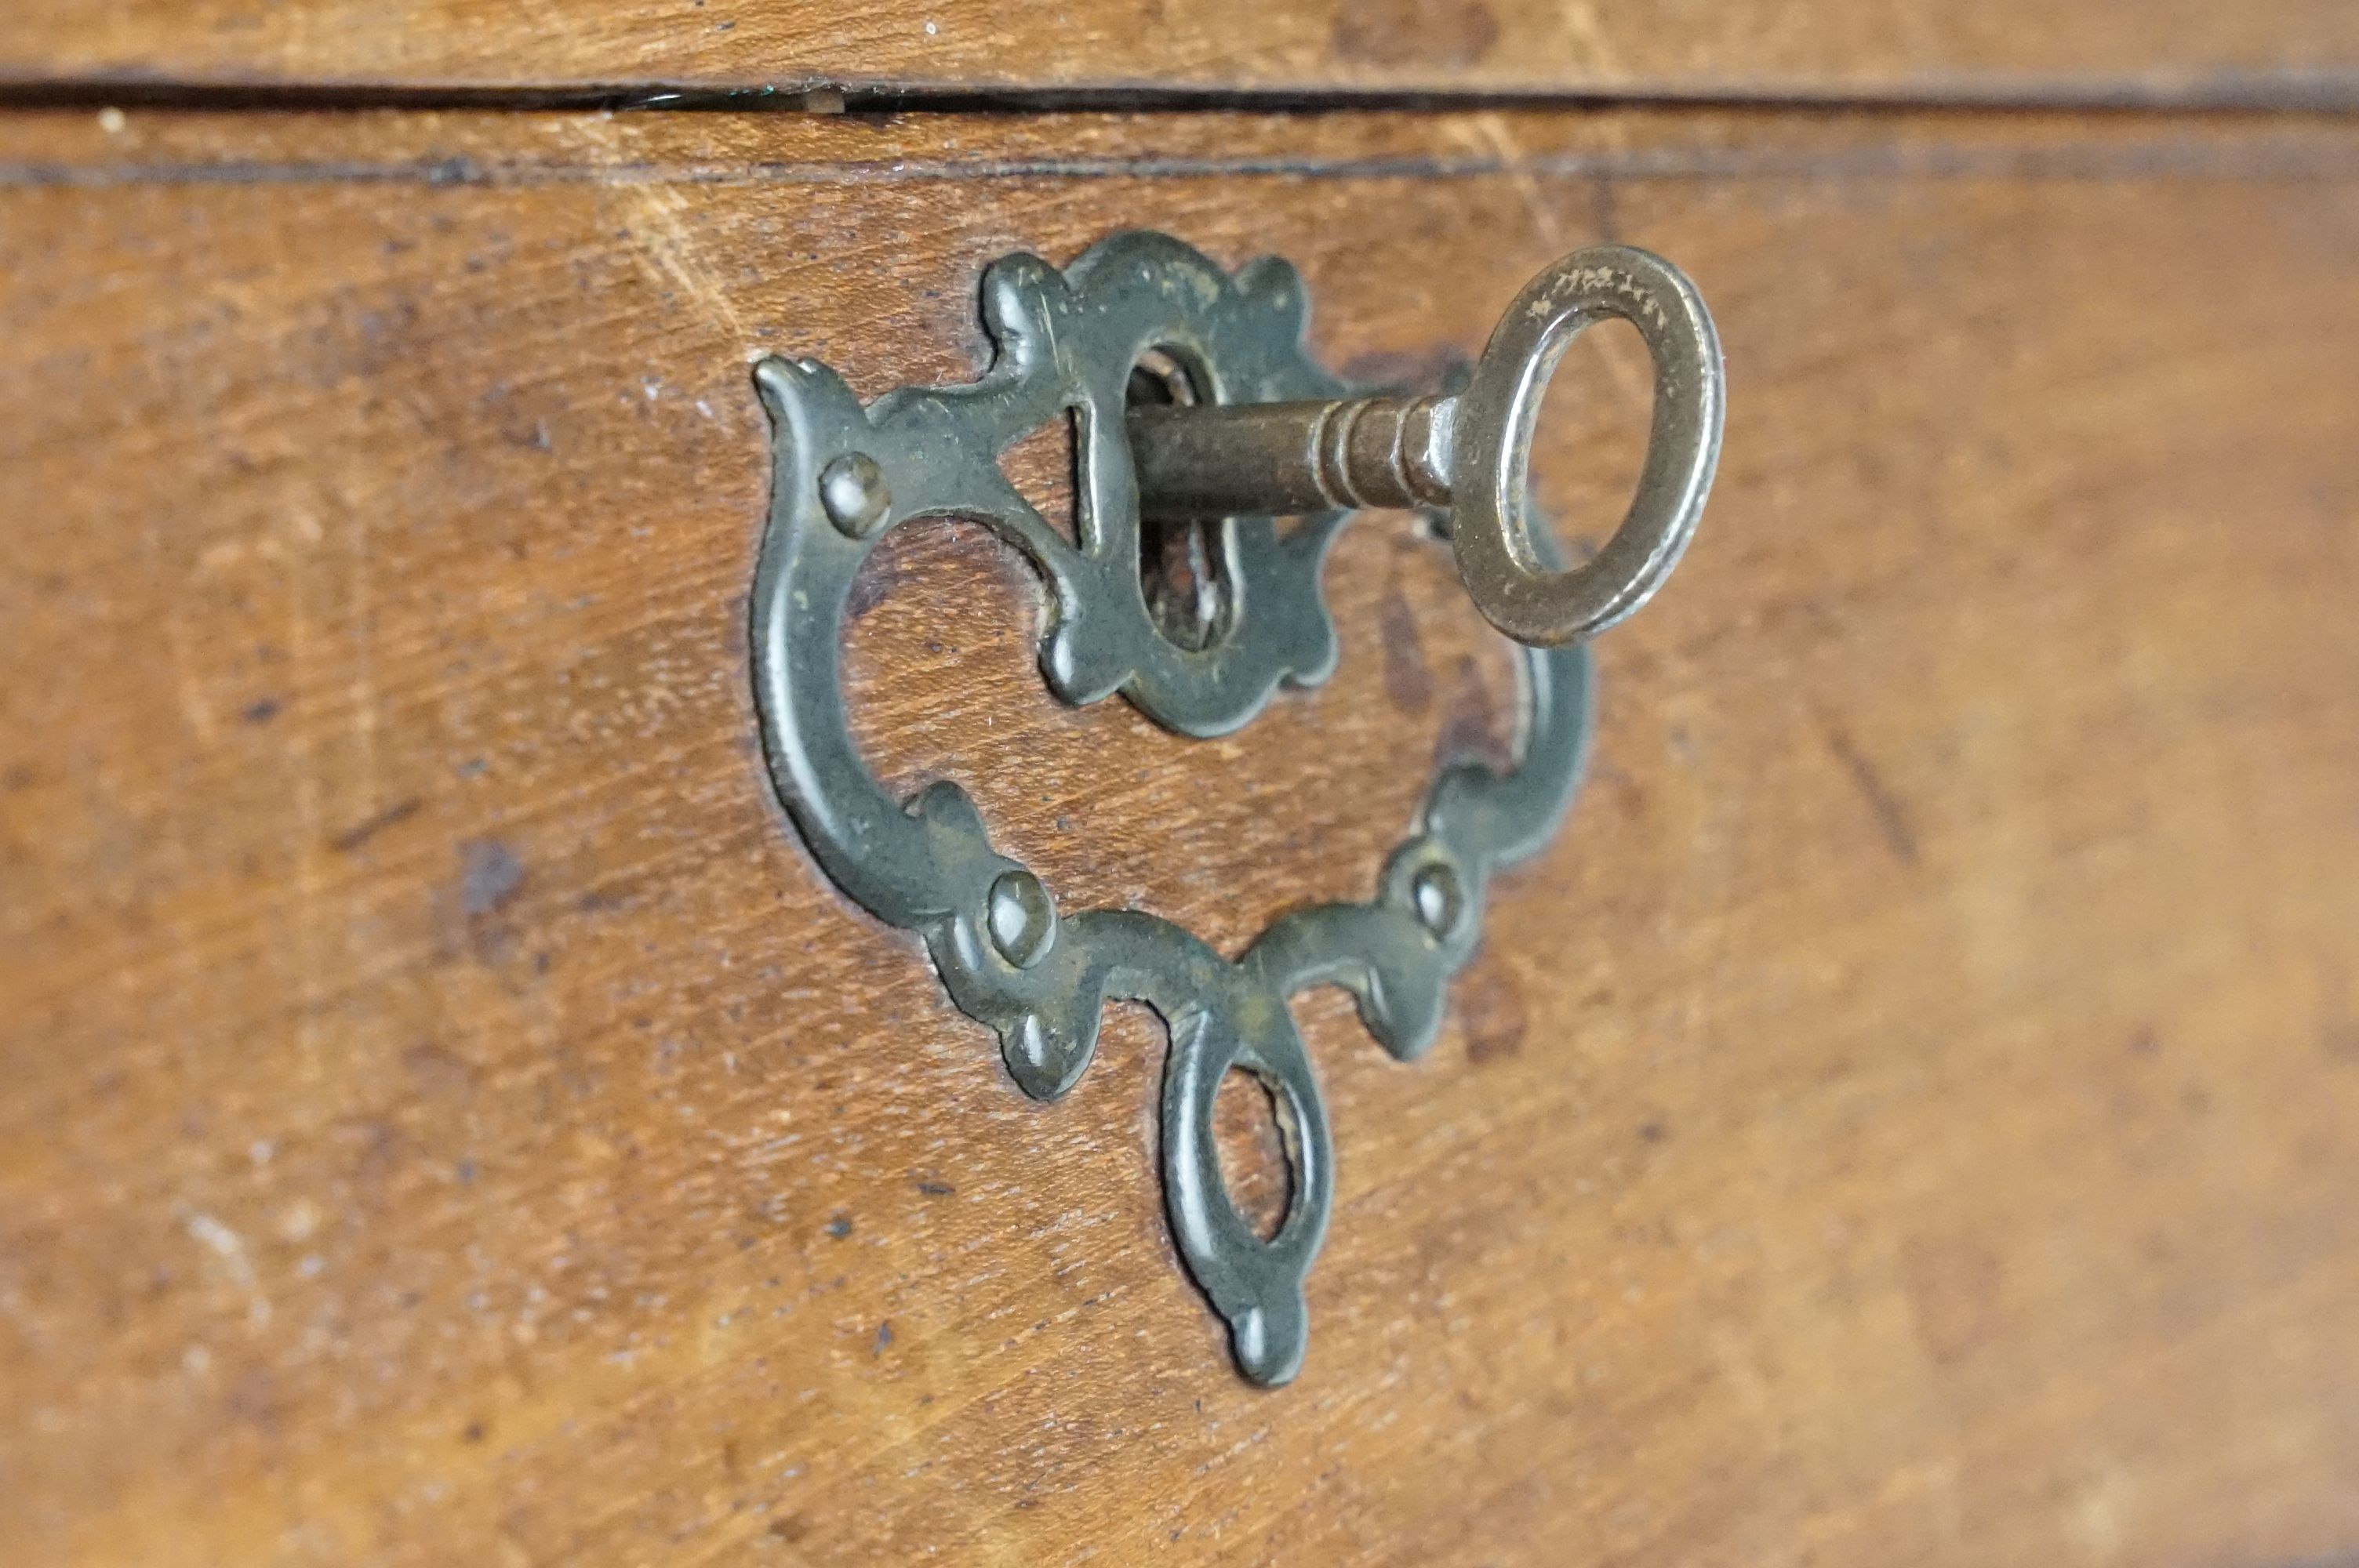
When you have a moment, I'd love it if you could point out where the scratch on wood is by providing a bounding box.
[329,797,421,854]
[1458,112,1564,248]
[1824,723,1920,866]
[184,1211,270,1328]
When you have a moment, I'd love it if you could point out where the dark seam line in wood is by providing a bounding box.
[1,74,2358,117]
[5,141,2355,188]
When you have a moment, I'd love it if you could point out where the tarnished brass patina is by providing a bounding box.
[746,232,1722,1384]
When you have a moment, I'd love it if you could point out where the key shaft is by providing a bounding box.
[1129,394,1456,519]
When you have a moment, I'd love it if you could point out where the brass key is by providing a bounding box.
[1127,245,1725,648]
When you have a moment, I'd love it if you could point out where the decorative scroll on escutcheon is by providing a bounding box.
[747,231,1723,1384]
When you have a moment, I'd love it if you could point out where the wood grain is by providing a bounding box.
[3,106,2358,1566]
[5,0,2359,105]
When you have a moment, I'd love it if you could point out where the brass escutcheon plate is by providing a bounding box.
[747,232,1593,1385]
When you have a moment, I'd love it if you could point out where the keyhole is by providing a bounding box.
[1129,347,1233,651]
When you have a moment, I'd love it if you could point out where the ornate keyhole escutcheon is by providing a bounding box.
[746,231,1720,1383]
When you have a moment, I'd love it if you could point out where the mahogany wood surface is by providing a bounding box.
[5,0,2359,104]
[2,106,2357,1565]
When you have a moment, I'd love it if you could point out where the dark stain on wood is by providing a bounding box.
[1457,955,1528,1065]
[1902,1234,2008,1365]
[1376,589,1435,713]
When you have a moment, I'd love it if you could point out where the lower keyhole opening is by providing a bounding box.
[1129,345,1235,652]
[1212,1065,1297,1243]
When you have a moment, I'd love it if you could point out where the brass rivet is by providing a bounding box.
[818,451,891,537]
[987,869,1057,968]
[1410,862,1464,938]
